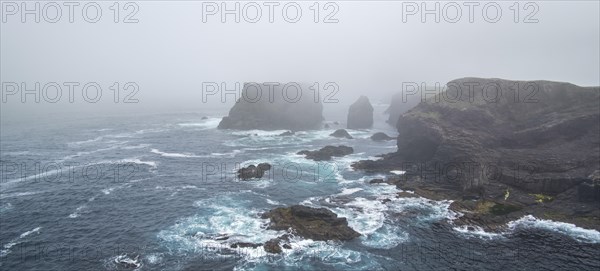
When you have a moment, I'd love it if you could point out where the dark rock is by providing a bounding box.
[381,198,391,204]
[352,77,600,231]
[201,116,209,120]
[369,178,385,184]
[347,96,374,129]
[257,163,272,171]
[264,239,283,254]
[262,205,360,241]
[279,131,295,136]
[324,124,330,129]
[238,163,271,180]
[218,83,323,130]
[230,242,262,249]
[370,132,395,141]
[330,129,353,139]
[577,182,600,202]
[297,146,354,161]
[282,244,292,249]
[356,78,600,194]
[333,121,339,125]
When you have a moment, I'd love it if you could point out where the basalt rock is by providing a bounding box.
[297,146,353,161]
[347,96,374,129]
[352,78,600,230]
[330,129,353,139]
[370,132,395,141]
[237,163,272,180]
[218,83,323,130]
[261,205,360,241]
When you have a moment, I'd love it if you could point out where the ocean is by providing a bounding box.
[1,108,599,271]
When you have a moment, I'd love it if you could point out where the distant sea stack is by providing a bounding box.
[218,83,323,130]
[347,96,373,129]
[385,92,421,126]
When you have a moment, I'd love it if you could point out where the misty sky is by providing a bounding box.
[1,1,599,120]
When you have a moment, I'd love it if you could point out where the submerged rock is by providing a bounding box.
[330,129,353,139]
[230,242,262,249]
[261,205,360,241]
[297,146,353,161]
[201,116,209,120]
[237,163,272,180]
[369,178,385,184]
[218,82,323,130]
[279,130,295,136]
[370,132,395,141]
[347,96,374,129]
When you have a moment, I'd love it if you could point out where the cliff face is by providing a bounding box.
[347,96,374,129]
[394,78,600,194]
[218,83,323,130]
[385,92,421,125]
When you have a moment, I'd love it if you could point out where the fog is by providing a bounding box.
[1,1,599,121]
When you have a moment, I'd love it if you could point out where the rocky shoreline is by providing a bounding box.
[222,78,600,249]
[353,78,600,232]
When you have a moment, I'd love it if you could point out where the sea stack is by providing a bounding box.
[218,82,323,130]
[347,96,374,129]
[385,92,421,126]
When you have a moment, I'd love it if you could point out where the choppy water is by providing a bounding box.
[1,109,599,270]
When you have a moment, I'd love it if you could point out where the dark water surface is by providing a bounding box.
[1,110,599,270]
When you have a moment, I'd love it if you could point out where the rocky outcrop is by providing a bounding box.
[261,205,360,241]
[347,96,374,129]
[385,91,422,125]
[370,132,395,141]
[237,163,272,180]
[353,78,600,230]
[297,146,353,161]
[330,129,353,139]
[279,131,295,136]
[218,83,323,130]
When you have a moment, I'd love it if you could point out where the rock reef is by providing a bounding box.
[261,205,360,241]
[298,146,354,161]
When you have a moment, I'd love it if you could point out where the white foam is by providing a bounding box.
[338,187,363,196]
[334,197,387,235]
[68,205,87,218]
[211,150,242,157]
[360,223,409,249]
[1,168,63,187]
[453,225,503,240]
[266,199,281,205]
[0,191,41,199]
[119,158,158,169]
[0,227,41,257]
[177,118,221,129]
[390,170,406,175]
[507,215,600,244]
[151,149,203,158]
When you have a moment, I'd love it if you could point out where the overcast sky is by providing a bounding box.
[1,1,599,120]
